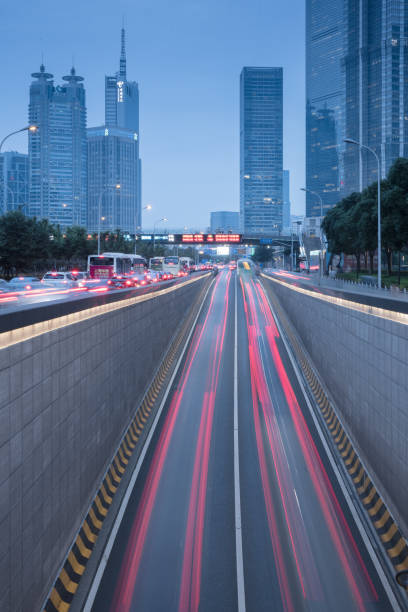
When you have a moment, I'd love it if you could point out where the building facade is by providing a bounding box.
[87,127,140,233]
[0,152,28,213]
[282,170,291,230]
[210,211,240,233]
[28,65,87,227]
[240,67,283,235]
[343,0,408,193]
[306,0,408,217]
[305,0,343,218]
[88,27,141,234]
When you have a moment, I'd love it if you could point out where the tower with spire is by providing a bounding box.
[88,26,141,234]
[105,27,139,132]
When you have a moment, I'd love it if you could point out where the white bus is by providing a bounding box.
[179,257,194,272]
[88,252,146,279]
[149,256,187,277]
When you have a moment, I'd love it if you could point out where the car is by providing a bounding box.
[0,279,11,292]
[42,271,79,288]
[146,269,160,283]
[108,276,136,289]
[70,270,90,281]
[8,276,44,291]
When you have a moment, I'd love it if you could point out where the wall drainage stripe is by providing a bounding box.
[43,277,211,612]
[261,277,408,579]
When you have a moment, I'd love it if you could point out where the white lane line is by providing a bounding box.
[234,273,246,612]
[262,284,401,611]
[83,277,215,612]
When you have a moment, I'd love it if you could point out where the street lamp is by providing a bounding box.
[301,187,324,279]
[97,184,121,255]
[133,204,152,254]
[290,220,302,271]
[153,217,168,249]
[1,125,38,215]
[344,138,382,288]
[0,125,38,154]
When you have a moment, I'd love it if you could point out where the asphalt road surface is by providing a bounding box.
[87,268,397,611]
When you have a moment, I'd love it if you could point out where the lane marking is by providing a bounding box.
[83,277,215,612]
[234,273,246,612]
[261,281,401,611]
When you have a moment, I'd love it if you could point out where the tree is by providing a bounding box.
[0,211,35,277]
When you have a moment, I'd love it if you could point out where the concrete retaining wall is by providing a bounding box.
[0,276,208,612]
[263,276,408,535]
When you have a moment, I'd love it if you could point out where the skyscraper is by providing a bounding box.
[282,170,291,230]
[343,0,408,193]
[210,211,240,233]
[0,152,28,213]
[306,0,408,216]
[88,28,141,234]
[87,127,140,233]
[305,0,343,218]
[105,28,139,133]
[240,67,283,235]
[28,65,87,227]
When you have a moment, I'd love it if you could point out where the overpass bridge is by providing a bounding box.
[1,267,407,612]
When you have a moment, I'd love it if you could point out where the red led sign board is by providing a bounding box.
[180,234,242,244]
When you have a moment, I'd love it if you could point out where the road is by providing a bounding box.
[86,268,396,611]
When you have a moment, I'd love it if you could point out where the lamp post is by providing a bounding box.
[153,217,168,250]
[1,125,38,215]
[344,138,381,288]
[135,204,152,254]
[97,184,120,255]
[301,187,324,280]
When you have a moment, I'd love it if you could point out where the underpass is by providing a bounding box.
[77,268,399,611]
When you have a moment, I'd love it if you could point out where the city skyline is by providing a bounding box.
[0,0,306,228]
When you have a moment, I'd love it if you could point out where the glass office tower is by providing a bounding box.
[343,0,408,193]
[305,0,343,218]
[0,152,28,213]
[282,170,291,230]
[87,126,140,234]
[28,65,87,227]
[306,0,408,215]
[240,67,283,235]
[210,211,240,233]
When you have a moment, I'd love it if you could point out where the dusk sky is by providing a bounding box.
[0,0,305,228]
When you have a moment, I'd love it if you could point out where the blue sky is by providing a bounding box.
[0,0,305,228]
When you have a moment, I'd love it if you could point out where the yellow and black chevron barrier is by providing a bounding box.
[44,276,211,612]
[262,278,408,580]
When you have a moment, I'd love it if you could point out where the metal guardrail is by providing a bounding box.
[320,275,408,302]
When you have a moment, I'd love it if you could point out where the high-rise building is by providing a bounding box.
[343,0,408,194]
[210,211,240,233]
[305,0,343,218]
[88,28,141,234]
[105,28,139,133]
[87,126,140,233]
[306,0,408,217]
[0,152,28,213]
[28,65,87,227]
[240,67,283,235]
[282,170,291,230]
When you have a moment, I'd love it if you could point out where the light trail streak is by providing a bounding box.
[255,280,379,609]
[111,273,225,612]
[179,272,231,612]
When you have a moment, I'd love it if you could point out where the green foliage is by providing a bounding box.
[322,157,408,279]
[253,246,271,263]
